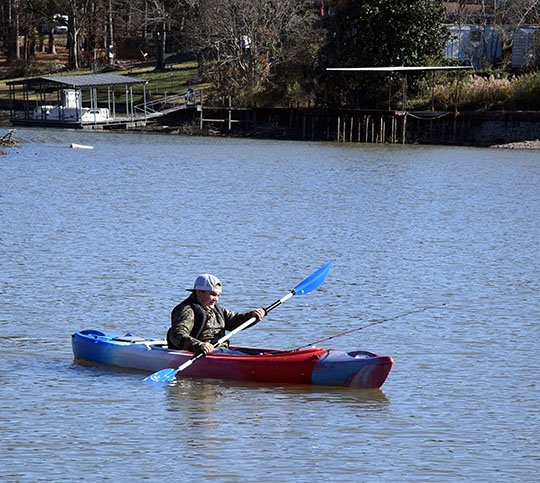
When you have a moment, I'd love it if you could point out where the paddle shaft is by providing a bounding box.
[175,291,296,373]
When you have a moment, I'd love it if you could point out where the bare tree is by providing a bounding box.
[126,0,189,70]
[501,0,540,68]
[66,0,92,68]
[5,0,21,62]
[149,0,168,69]
[185,0,318,101]
[21,0,70,56]
[500,0,540,28]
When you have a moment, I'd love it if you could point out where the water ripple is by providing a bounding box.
[1,131,539,480]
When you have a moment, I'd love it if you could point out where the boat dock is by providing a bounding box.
[6,73,191,129]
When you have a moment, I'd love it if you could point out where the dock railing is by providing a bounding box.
[134,91,195,119]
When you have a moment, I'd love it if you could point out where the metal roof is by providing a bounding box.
[7,73,147,88]
[327,66,474,72]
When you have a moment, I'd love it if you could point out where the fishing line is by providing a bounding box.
[291,303,447,351]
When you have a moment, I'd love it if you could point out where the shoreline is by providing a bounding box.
[3,124,540,150]
[2,106,540,150]
[491,139,540,150]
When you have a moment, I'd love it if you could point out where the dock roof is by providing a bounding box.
[7,73,147,89]
[327,66,474,72]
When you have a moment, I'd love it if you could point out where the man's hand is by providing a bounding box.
[251,308,266,322]
[200,342,215,355]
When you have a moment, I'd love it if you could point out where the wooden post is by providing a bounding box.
[124,85,128,121]
[141,85,146,122]
[365,116,369,143]
[228,96,232,130]
[326,116,330,140]
[337,116,341,142]
[402,114,407,144]
[130,85,134,121]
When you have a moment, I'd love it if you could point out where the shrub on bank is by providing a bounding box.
[462,75,512,109]
[512,71,540,110]
[431,71,540,111]
[1,60,66,80]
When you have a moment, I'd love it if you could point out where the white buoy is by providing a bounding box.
[70,143,94,150]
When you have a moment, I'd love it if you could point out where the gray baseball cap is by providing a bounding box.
[188,273,222,292]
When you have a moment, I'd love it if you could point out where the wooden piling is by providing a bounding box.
[327,116,330,140]
[402,113,407,144]
[228,96,232,130]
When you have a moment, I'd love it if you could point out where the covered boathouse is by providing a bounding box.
[7,73,150,129]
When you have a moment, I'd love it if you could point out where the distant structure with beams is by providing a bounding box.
[7,73,192,129]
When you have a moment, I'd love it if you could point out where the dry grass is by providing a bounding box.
[512,71,540,109]
[432,71,540,110]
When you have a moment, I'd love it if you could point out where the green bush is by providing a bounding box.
[512,71,540,110]
[430,71,540,110]
[4,60,66,79]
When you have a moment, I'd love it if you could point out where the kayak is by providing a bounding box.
[71,329,393,389]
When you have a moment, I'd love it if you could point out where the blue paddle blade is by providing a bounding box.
[143,367,178,383]
[293,260,332,295]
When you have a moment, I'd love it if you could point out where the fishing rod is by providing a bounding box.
[291,303,447,351]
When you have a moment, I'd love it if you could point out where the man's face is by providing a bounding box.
[196,289,222,307]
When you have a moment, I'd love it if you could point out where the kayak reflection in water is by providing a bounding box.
[166,274,265,355]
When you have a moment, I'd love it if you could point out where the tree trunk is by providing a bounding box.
[6,0,20,62]
[108,0,114,64]
[153,23,166,70]
[69,29,80,69]
[47,29,57,54]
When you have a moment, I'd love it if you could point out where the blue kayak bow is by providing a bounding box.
[144,260,332,384]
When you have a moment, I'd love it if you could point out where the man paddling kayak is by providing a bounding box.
[167,274,265,355]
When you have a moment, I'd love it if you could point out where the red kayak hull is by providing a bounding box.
[72,329,393,389]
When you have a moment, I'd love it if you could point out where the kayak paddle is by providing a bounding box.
[144,260,332,383]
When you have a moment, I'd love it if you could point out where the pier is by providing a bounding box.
[165,103,540,146]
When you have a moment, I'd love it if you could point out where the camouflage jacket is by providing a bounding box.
[166,293,254,353]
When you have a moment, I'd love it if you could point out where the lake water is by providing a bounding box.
[1,129,538,481]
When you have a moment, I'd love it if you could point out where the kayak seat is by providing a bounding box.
[112,336,149,343]
[112,335,167,346]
